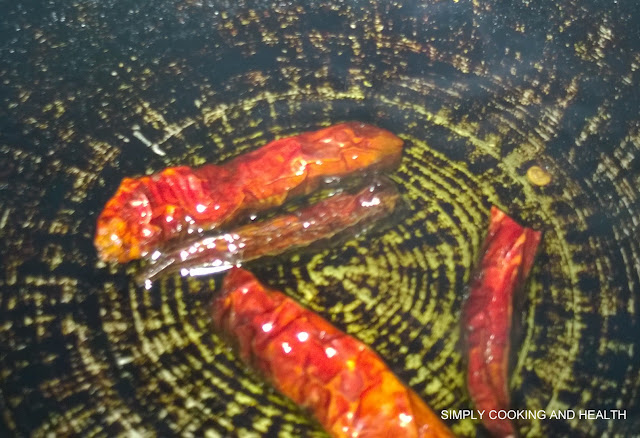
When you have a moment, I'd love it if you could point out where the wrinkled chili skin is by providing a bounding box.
[94,122,403,263]
[212,268,454,438]
[463,207,542,438]
[137,177,400,285]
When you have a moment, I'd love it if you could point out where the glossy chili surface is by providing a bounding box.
[95,122,403,263]
[138,176,400,286]
[213,268,454,438]
[463,207,542,437]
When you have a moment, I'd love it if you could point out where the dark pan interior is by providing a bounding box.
[1,1,639,436]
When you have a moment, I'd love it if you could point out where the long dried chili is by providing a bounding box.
[463,207,542,437]
[213,268,454,438]
[137,177,399,286]
[95,122,403,263]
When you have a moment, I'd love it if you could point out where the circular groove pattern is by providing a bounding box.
[1,1,639,437]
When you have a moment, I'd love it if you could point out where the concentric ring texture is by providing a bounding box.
[1,1,639,436]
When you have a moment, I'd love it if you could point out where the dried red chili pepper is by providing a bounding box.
[95,122,403,263]
[463,207,542,437]
[212,268,455,438]
[137,177,400,287]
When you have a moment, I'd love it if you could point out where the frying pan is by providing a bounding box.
[1,0,638,436]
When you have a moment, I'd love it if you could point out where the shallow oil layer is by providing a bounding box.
[1,1,639,437]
